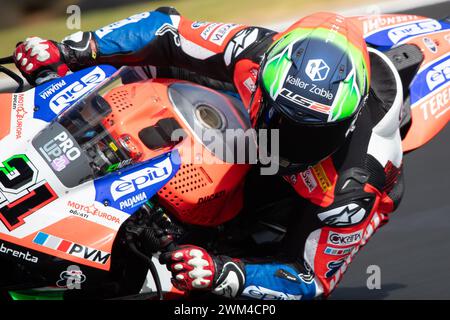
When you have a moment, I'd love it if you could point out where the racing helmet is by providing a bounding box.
[256,12,370,174]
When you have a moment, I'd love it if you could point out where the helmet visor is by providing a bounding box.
[256,94,355,168]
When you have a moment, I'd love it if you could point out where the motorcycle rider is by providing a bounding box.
[14,8,405,299]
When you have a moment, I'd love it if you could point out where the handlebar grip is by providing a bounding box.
[159,234,177,252]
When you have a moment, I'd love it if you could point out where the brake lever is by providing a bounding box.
[0,55,25,93]
[158,233,177,252]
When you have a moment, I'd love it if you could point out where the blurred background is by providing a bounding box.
[0,0,391,57]
[0,0,449,300]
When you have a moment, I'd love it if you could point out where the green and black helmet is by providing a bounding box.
[256,12,370,174]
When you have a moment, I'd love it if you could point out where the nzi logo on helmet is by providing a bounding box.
[305,59,330,82]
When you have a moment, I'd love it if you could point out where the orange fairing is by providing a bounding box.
[402,83,450,152]
[0,216,115,271]
[401,30,450,152]
[347,14,449,152]
[0,94,12,140]
[102,79,251,226]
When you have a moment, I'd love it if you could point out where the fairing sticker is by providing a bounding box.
[0,146,126,270]
[32,122,92,188]
[34,65,117,122]
[0,154,58,231]
[8,91,41,142]
[33,231,111,265]
[94,150,181,214]
[365,19,450,49]
[410,53,450,104]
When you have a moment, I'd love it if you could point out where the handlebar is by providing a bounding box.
[0,56,24,93]
[0,56,14,65]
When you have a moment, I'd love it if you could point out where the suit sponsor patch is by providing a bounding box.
[318,203,367,227]
[210,24,240,46]
[327,230,363,246]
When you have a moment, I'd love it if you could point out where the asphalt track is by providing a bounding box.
[331,1,450,300]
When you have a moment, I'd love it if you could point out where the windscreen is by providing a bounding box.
[31,67,140,188]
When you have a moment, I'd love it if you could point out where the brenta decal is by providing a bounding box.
[0,242,39,263]
[423,37,438,53]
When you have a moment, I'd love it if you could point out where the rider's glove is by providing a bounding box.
[13,37,70,85]
[160,245,246,298]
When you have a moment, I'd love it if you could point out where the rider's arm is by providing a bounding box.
[160,164,404,300]
[241,165,404,300]
[61,7,273,83]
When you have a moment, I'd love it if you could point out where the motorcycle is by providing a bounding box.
[0,13,448,300]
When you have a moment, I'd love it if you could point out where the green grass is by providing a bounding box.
[0,0,374,59]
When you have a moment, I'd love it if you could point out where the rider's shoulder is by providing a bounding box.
[154,6,181,16]
[367,48,403,123]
